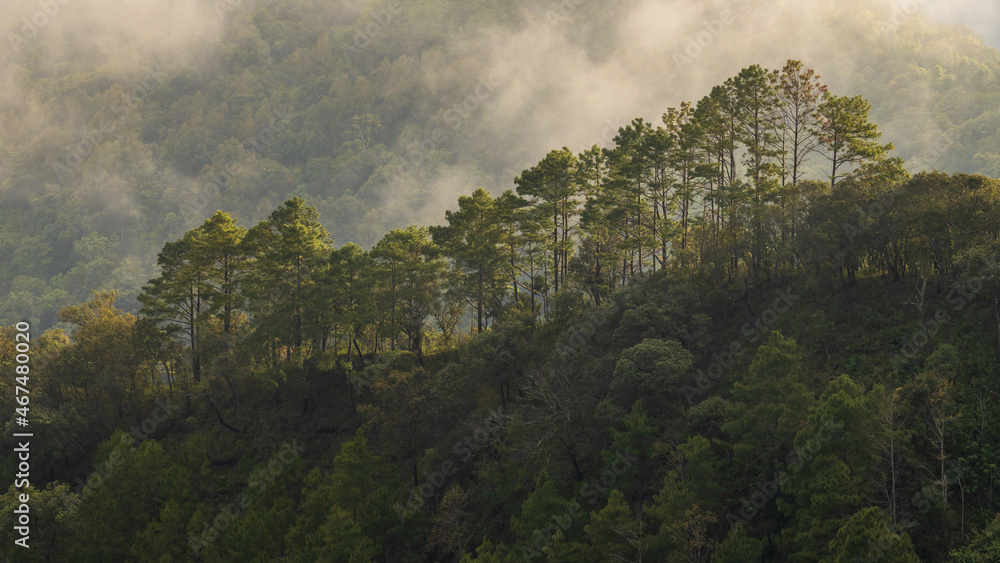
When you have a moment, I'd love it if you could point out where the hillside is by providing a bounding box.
[2,45,1000,559]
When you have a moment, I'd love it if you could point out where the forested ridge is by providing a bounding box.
[3,57,1000,562]
[4,0,1000,331]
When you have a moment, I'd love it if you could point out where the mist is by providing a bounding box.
[916,0,1000,47]
[1,0,996,248]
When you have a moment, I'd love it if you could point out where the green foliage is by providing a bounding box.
[584,489,648,561]
[712,525,765,563]
[5,164,1000,560]
[602,339,693,418]
[430,188,508,332]
[949,515,1000,562]
[827,507,919,562]
[723,332,813,485]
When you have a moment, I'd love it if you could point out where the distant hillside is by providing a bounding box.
[1,0,999,329]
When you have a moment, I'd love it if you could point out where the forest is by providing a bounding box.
[3,52,1000,561]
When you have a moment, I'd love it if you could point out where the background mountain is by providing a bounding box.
[1,0,999,329]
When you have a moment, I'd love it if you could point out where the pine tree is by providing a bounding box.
[817,93,894,187]
[430,189,507,332]
[242,197,332,363]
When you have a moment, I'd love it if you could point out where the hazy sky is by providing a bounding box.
[914,0,1000,47]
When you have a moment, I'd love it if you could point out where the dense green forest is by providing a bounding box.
[3,52,1000,560]
[3,0,1000,331]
